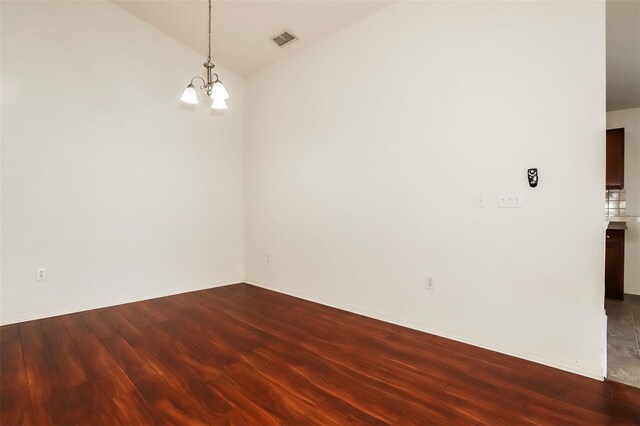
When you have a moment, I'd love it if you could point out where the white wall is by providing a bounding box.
[1,1,245,324]
[607,108,640,295]
[1,0,609,380]
[245,1,606,378]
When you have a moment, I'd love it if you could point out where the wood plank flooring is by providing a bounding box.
[1,283,639,425]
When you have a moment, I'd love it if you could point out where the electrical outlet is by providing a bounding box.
[36,267,46,281]
[266,254,271,263]
[425,276,434,291]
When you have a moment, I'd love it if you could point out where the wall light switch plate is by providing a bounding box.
[514,194,523,208]
[498,193,524,208]
[475,194,487,208]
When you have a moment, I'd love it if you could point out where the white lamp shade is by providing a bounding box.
[211,98,228,110]
[211,82,229,100]
[180,84,198,104]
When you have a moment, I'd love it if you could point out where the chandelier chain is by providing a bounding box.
[208,0,212,62]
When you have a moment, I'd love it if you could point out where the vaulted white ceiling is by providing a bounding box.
[112,0,391,77]
[114,0,639,110]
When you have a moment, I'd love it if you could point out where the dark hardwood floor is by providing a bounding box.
[1,283,639,425]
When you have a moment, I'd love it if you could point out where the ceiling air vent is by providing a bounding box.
[272,30,297,48]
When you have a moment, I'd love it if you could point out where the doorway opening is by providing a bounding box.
[604,0,640,388]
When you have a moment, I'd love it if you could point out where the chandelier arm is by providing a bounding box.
[190,76,207,90]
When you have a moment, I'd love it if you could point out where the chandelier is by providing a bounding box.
[180,0,229,109]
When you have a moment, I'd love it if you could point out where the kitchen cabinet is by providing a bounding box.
[606,128,624,189]
[605,228,625,300]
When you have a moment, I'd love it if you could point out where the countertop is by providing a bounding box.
[606,216,640,230]
[608,222,628,230]
[606,216,640,223]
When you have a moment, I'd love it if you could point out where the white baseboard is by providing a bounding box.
[245,278,605,381]
[0,279,241,326]
[624,289,640,296]
[3,277,606,381]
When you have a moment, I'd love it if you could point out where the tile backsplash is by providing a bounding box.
[606,189,626,217]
